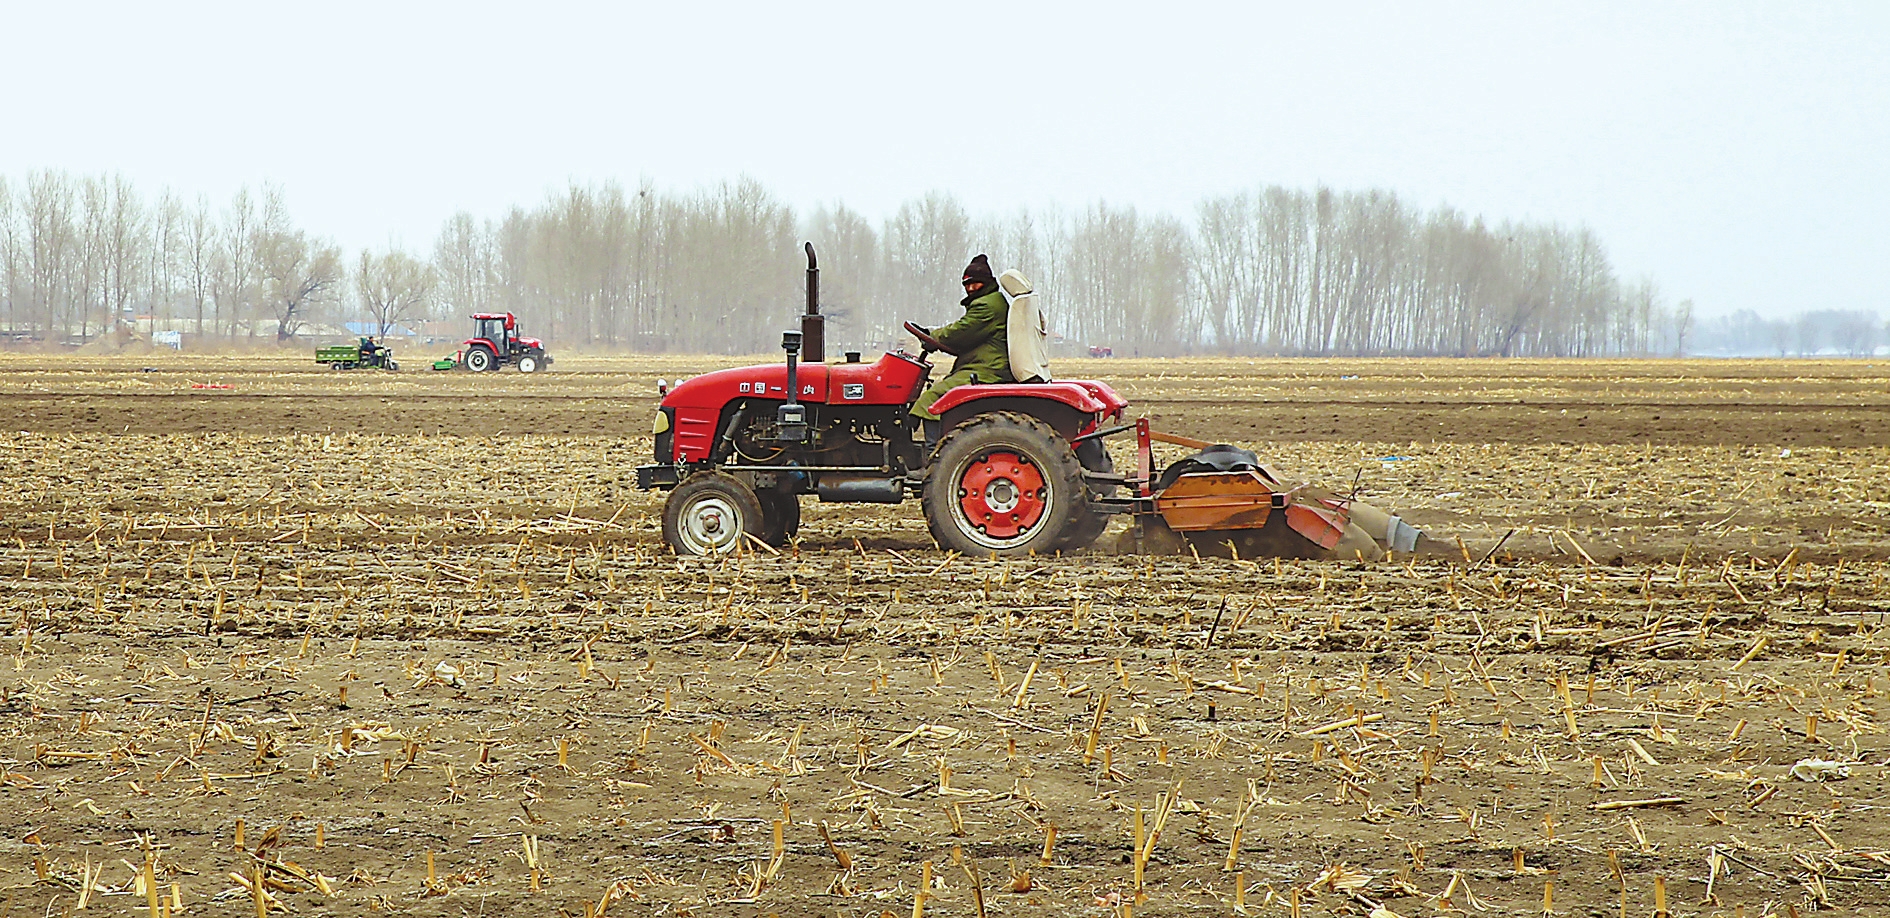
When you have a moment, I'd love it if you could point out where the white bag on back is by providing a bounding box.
[998,269,1051,383]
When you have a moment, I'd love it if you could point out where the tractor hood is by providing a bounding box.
[662,353,928,412]
[665,363,831,409]
[517,336,543,349]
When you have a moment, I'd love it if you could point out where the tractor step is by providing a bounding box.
[635,464,681,490]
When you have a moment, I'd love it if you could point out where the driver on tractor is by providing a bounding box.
[910,254,1011,455]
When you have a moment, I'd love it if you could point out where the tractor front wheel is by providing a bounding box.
[663,473,765,556]
[517,355,540,374]
[464,347,495,372]
[922,412,1085,557]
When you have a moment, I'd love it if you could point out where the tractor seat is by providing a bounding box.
[999,269,1051,384]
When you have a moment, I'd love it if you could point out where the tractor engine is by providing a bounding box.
[728,406,906,470]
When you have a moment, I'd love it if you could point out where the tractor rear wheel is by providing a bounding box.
[465,347,495,372]
[922,411,1085,557]
[663,473,765,556]
[517,355,540,374]
[757,489,801,547]
[1053,438,1117,551]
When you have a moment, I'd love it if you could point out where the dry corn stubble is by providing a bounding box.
[0,354,1887,915]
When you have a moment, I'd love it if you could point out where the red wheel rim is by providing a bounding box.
[956,450,1048,540]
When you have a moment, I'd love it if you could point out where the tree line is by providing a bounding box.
[2,170,1704,356]
[1693,309,1884,357]
[0,174,352,343]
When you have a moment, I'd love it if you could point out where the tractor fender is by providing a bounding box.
[939,395,1088,443]
[932,381,1126,442]
[929,382,1109,418]
[1068,380,1130,416]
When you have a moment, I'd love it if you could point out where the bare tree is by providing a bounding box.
[99,175,146,336]
[258,232,341,340]
[0,177,15,333]
[882,192,970,341]
[214,188,258,337]
[146,191,182,333]
[433,211,493,319]
[1814,310,1880,357]
[801,204,881,346]
[183,196,215,336]
[1671,298,1694,355]
[25,173,77,339]
[1792,312,1826,356]
[356,248,435,339]
[257,190,341,340]
[76,177,109,339]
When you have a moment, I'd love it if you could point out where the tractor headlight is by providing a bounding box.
[652,411,671,435]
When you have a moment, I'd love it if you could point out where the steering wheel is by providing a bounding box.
[903,321,961,356]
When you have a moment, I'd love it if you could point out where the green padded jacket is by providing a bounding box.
[933,286,1012,385]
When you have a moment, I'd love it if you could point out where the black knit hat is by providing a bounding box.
[961,254,995,287]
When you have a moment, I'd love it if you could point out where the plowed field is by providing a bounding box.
[2,353,1887,916]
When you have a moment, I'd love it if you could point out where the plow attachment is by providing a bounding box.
[1098,419,1443,561]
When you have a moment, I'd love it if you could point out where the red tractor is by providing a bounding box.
[637,245,1439,560]
[459,312,551,373]
[637,244,1128,556]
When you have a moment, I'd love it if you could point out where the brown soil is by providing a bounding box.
[1,353,1887,916]
[7,355,1888,446]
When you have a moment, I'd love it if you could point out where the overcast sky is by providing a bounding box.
[4,1,1884,318]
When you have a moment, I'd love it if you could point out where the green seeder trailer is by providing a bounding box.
[316,338,399,371]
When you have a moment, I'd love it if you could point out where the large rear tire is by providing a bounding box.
[922,412,1084,557]
[464,346,495,373]
[757,489,801,548]
[663,473,765,556]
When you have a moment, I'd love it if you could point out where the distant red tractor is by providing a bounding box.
[458,312,551,373]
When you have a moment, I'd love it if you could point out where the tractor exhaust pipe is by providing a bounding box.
[801,242,824,363]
